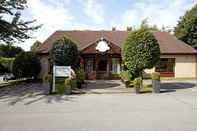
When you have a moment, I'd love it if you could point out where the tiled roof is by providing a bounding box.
[37,30,197,55]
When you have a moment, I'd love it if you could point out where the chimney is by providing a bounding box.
[127,26,132,31]
[112,27,116,31]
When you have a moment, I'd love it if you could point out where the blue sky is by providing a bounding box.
[19,0,196,50]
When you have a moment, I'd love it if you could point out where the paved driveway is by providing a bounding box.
[0,80,197,131]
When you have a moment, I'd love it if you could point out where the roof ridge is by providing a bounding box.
[56,30,128,32]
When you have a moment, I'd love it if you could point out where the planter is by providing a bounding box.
[77,80,82,89]
[124,80,130,88]
[65,85,72,95]
[152,79,160,93]
[134,84,140,94]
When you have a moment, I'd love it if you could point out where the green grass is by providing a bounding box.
[54,78,78,94]
[55,85,65,94]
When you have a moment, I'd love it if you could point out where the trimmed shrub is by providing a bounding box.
[12,52,41,78]
[120,70,133,80]
[122,24,160,78]
[50,37,80,69]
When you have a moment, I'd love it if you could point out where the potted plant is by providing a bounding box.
[75,68,85,89]
[133,77,141,94]
[120,70,133,88]
[151,72,160,93]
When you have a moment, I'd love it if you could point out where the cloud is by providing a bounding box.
[17,0,196,50]
[112,0,195,30]
[17,0,74,50]
[78,0,104,23]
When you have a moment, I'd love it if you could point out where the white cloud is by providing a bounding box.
[113,0,195,30]
[18,0,103,50]
[78,0,104,23]
[17,0,195,50]
[17,0,74,50]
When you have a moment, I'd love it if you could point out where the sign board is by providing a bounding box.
[52,66,71,92]
[53,66,71,77]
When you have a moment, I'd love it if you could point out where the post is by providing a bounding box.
[52,65,56,92]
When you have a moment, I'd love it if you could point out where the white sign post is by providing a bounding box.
[53,66,71,92]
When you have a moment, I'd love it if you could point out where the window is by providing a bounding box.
[155,58,175,72]
[85,57,95,72]
[111,58,120,74]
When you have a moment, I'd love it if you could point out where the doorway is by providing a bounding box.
[97,56,108,79]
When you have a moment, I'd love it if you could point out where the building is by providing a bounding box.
[37,30,197,80]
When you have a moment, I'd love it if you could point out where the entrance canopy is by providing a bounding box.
[80,38,122,80]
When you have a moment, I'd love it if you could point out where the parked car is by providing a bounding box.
[0,73,15,81]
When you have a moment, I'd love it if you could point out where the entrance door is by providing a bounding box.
[97,56,108,79]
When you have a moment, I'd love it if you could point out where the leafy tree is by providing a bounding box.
[0,57,15,73]
[122,23,160,78]
[0,0,41,44]
[0,44,24,57]
[50,37,80,69]
[174,4,197,46]
[30,41,41,52]
[12,52,41,78]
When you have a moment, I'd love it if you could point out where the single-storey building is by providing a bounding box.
[37,29,197,80]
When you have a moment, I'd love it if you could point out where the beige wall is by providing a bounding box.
[38,55,50,79]
[161,55,196,78]
[38,54,197,79]
[145,55,197,78]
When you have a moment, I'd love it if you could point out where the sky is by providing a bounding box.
[17,0,196,50]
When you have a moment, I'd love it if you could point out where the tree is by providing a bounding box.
[0,44,24,57]
[174,4,197,46]
[0,0,41,44]
[12,52,41,78]
[50,37,80,69]
[30,41,41,52]
[122,24,160,78]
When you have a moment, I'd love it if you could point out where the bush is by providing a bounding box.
[50,37,80,69]
[0,57,15,74]
[122,23,160,78]
[120,70,133,80]
[75,68,85,81]
[133,77,141,85]
[151,72,160,80]
[70,79,77,90]
[55,84,65,94]
[12,52,41,78]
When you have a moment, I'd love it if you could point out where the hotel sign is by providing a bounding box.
[52,66,71,92]
[53,66,71,77]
